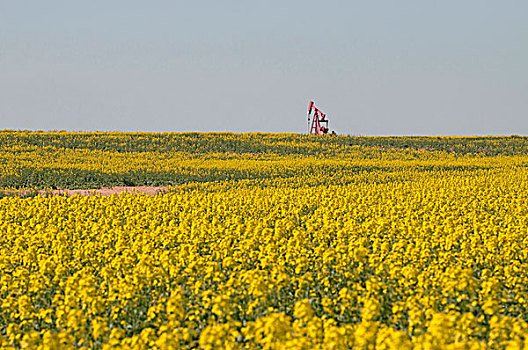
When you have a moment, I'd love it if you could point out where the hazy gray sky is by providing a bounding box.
[1,1,527,135]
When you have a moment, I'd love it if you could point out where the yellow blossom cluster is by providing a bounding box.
[1,132,528,349]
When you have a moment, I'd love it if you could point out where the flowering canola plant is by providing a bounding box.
[1,132,528,349]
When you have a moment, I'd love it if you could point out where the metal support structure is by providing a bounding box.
[307,101,328,135]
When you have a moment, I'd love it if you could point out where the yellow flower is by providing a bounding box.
[294,299,314,319]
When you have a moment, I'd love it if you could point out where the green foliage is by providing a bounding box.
[1,131,527,190]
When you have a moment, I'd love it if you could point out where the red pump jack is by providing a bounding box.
[307,101,329,135]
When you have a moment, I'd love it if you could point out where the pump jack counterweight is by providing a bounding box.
[307,101,329,135]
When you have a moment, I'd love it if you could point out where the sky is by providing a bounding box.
[0,1,527,135]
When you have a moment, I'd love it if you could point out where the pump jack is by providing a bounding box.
[307,101,329,135]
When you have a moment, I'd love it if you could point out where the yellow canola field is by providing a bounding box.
[1,138,528,349]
